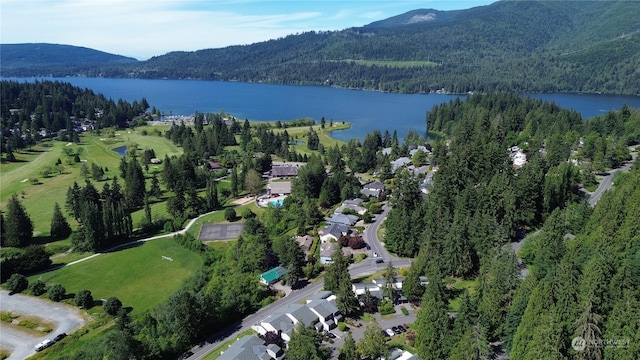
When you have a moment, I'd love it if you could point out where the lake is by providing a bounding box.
[6,77,640,141]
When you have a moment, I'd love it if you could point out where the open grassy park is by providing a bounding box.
[28,237,202,315]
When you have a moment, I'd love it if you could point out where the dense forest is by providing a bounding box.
[2,1,639,94]
[2,79,639,359]
[385,94,639,359]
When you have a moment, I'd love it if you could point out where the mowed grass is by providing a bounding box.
[0,131,182,235]
[30,237,202,314]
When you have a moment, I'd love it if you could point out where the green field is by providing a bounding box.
[0,130,182,236]
[29,238,201,314]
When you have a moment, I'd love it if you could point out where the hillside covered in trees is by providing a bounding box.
[2,1,639,94]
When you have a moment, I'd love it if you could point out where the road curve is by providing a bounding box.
[0,290,88,360]
[588,147,637,207]
[190,202,409,360]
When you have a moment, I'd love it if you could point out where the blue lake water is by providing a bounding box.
[112,146,127,156]
[5,77,640,141]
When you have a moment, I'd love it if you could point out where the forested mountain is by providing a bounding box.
[2,1,639,94]
[0,43,137,76]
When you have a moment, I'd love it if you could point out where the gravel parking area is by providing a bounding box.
[0,290,88,360]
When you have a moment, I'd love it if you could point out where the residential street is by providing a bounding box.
[588,145,637,207]
[190,203,412,359]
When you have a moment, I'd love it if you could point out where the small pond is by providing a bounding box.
[113,146,127,156]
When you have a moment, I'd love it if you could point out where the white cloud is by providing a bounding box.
[1,0,496,60]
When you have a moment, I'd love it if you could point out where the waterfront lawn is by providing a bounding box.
[29,238,202,315]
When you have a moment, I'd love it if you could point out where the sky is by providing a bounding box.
[1,0,495,60]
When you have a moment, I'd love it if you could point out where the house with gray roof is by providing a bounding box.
[295,235,314,254]
[259,311,295,342]
[319,241,339,264]
[306,299,341,331]
[319,223,349,243]
[391,157,412,172]
[360,181,385,198]
[326,213,359,226]
[285,303,319,328]
[218,334,283,360]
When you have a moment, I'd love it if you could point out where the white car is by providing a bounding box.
[35,339,53,352]
[373,252,378,257]
[385,328,395,337]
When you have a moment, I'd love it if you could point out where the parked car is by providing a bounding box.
[178,351,194,360]
[381,330,389,337]
[385,328,395,337]
[35,339,54,352]
[53,333,67,342]
[373,252,378,257]
[365,244,371,250]
[397,325,407,333]
[327,332,337,339]
[392,326,401,334]
[376,259,384,264]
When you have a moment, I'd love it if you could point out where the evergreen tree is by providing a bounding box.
[149,173,163,199]
[286,323,329,360]
[415,270,452,359]
[357,322,388,360]
[3,194,34,247]
[231,166,239,198]
[335,281,360,317]
[124,158,146,208]
[50,202,72,239]
[338,332,359,360]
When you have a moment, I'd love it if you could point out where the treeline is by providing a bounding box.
[4,2,639,94]
[0,80,149,158]
[390,93,640,359]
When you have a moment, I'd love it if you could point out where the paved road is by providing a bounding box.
[0,290,88,360]
[190,203,410,360]
[588,146,637,207]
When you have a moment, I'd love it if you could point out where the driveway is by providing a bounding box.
[0,290,88,360]
[328,304,418,359]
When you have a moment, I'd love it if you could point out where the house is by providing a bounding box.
[319,223,349,243]
[259,266,287,285]
[259,311,295,342]
[306,299,341,331]
[409,145,431,156]
[208,161,223,170]
[269,164,300,178]
[218,334,284,360]
[319,241,339,264]
[295,235,314,254]
[390,157,411,172]
[325,213,359,226]
[267,181,292,195]
[285,303,319,328]
[335,200,367,215]
[360,181,385,198]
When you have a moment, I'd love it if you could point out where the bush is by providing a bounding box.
[29,280,47,296]
[48,284,66,302]
[337,322,347,331]
[75,289,94,308]
[224,208,237,222]
[103,297,123,316]
[378,299,395,315]
[401,307,409,316]
[6,273,28,294]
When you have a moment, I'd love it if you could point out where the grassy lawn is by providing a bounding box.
[0,132,182,236]
[29,238,201,315]
[448,278,478,312]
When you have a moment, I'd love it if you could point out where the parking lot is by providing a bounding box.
[0,290,87,360]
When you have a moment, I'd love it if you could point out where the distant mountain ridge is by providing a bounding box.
[1,43,138,67]
[1,1,639,94]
